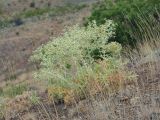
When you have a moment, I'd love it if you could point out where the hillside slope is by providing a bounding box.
[0,0,96,87]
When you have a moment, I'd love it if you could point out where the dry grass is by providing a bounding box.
[20,11,160,120]
[0,4,160,120]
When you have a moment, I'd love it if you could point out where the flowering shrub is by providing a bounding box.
[31,20,129,103]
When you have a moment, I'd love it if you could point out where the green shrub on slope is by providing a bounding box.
[87,0,160,46]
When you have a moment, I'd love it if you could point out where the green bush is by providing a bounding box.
[87,0,160,47]
[30,20,131,103]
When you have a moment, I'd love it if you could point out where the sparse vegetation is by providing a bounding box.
[16,4,87,19]
[0,3,86,30]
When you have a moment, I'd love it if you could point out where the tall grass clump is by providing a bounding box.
[124,10,160,62]
[31,20,132,104]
